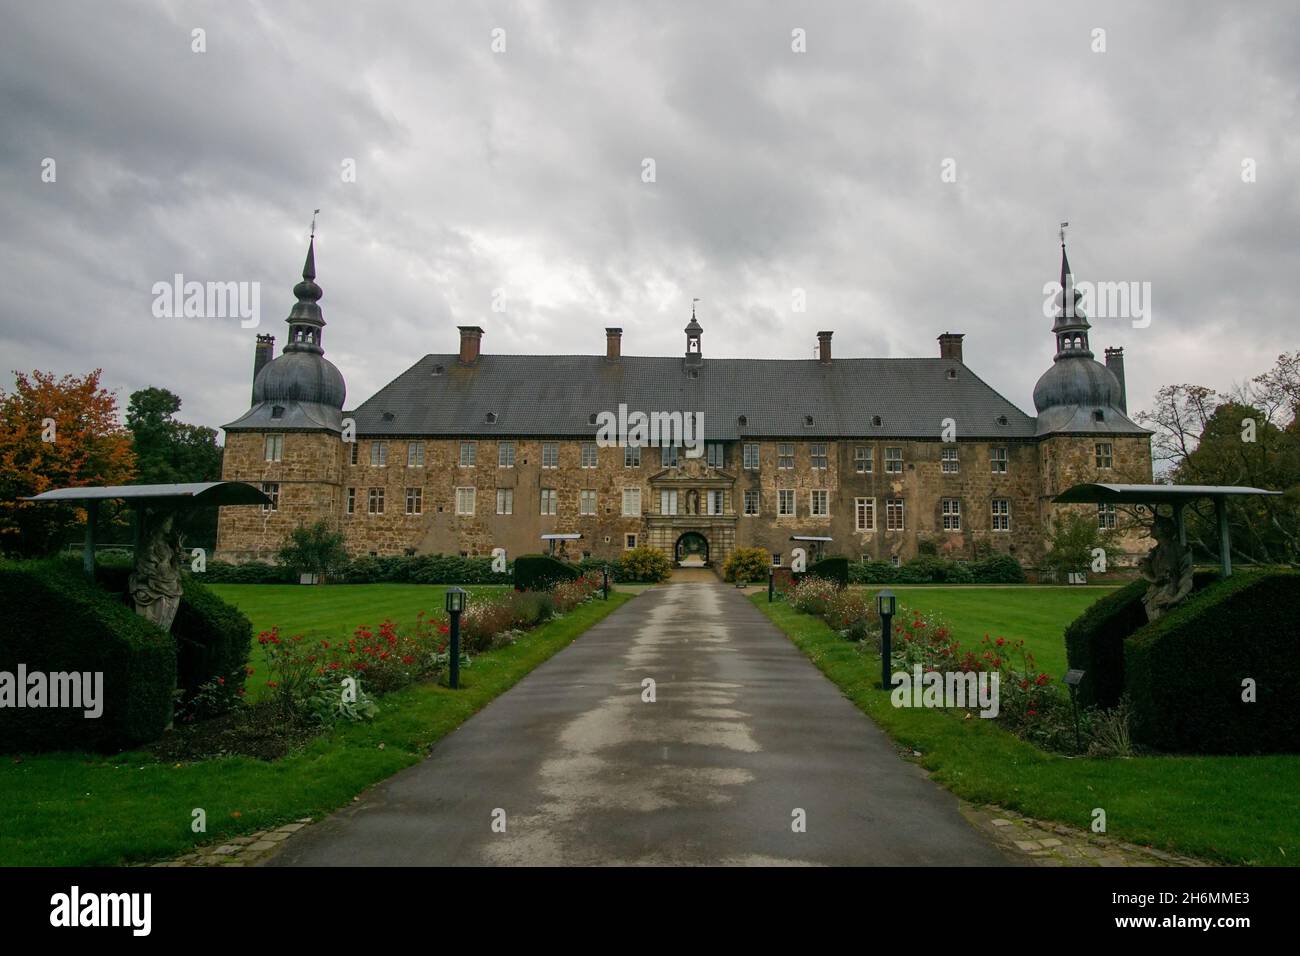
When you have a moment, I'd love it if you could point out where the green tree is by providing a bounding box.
[1043,511,1120,577]
[126,387,222,485]
[276,520,349,581]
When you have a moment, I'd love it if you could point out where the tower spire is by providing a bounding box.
[285,216,325,356]
[1051,224,1090,360]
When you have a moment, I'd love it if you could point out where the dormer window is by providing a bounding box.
[1093,408,1105,422]
[485,412,498,424]
[737,415,748,428]
[946,368,957,380]
[803,415,815,427]
[871,415,883,427]
[270,405,285,420]
[996,414,1009,426]
[589,413,598,425]
[432,364,445,376]
[382,411,395,422]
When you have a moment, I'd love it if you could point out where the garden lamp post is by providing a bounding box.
[446,587,467,689]
[768,567,775,603]
[1064,669,1085,753]
[876,589,897,691]
[602,565,609,600]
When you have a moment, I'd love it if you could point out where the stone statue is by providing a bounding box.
[687,489,699,515]
[129,508,185,632]
[1138,512,1194,621]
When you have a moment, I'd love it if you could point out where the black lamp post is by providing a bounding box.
[876,589,897,691]
[602,565,609,601]
[1064,669,1085,753]
[768,567,775,603]
[445,586,466,689]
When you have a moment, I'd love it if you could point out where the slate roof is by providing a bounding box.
[339,354,1041,440]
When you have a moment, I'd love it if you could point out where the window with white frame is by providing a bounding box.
[542,442,559,469]
[810,443,828,470]
[624,445,641,468]
[581,442,598,468]
[459,442,476,467]
[855,497,875,532]
[743,443,760,470]
[346,487,356,515]
[854,446,872,473]
[885,447,903,473]
[625,533,638,550]
[368,487,384,514]
[349,442,358,466]
[778,489,795,516]
[660,489,678,515]
[707,489,725,515]
[370,441,388,467]
[885,497,904,531]
[622,487,641,516]
[498,441,515,468]
[264,434,283,462]
[580,489,597,515]
[1098,503,1117,530]
[540,488,558,515]
[261,482,279,512]
[455,487,475,516]
[405,487,423,515]
[810,489,829,516]
[496,488,513,515]
[941,447,959,474]
[991,498,1010,531]
[942,497,961,530]
[771,552,782,567]
[778,443,795,469]
[407,442,425,468]
[743,489,759,515]
[707,443,724,468]
[1095,442,1113,469]
[990,446,1008,474]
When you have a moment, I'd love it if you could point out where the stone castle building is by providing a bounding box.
[215,238,1152,571]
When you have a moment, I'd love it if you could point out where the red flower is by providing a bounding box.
[217,676,225,685]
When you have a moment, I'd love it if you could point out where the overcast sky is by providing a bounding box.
[2,0,1296,435]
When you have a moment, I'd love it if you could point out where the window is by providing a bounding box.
[707,443,725,468]
[407,442,425,468]
[264,434,283,462]
[496,488,513,515]
[405,487,423,515]
[991,498,1010,531]
[743,443,760,470]
[660,489,678,516]
[810,443,828,470]
[743,489,760,515]
[885,447,903,473]
[368,487,385,515]
[810,489,829,516]
[581,442,598,468]
[771,552,782,567]
[540,488,558,515]
[1095,442,1113,469]
[885,497,904,531]
[1098,503,1117,530]
[625,533,638,550]
[346,487,355,515]
[455,487,474,516]
[622,487,641,516]
[661,445,679,467]
[942,498,961,530]
[459,442,476,467]
[941,447,959,474]
[778,443,795,469]
[580,490,597,515]
[854,446,872,473]
[778,489,796,516]
[542,442,559,469]
[349,442,358,466]
[261,482,279,512]
[370,442,388,467]
[707,489,725,515]
[624,445,641,468]
[990,447,1008,474]
[498,441,515,468]
[855,497,875,532]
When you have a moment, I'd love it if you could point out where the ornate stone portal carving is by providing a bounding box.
[1138,511,1194,621]
[129,508,185,632]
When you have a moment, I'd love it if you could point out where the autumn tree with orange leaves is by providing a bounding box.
[0,370,136,557]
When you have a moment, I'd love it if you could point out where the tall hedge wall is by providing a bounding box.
[0,559,176,753]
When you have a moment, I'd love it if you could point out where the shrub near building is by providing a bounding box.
[723,546,770,583]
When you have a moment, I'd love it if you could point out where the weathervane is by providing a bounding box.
[310,208,320,239]
[692,296,701,318]
[1059,220,1069,245]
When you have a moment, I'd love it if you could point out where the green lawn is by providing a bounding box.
[208,583,510,701]
[851,585,1119,677]
[755,593,1300,866]
[0,591,632,867]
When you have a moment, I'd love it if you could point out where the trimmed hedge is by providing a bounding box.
[0,559,176,753]
[796,556,850,588]
[172,576,253,704]
[201,555,513,585]
[201,560,296,584]
[847,554,1026,585]
[513,554,580,591]
[1125,570,1300,754]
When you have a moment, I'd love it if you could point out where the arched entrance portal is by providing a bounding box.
[674,531,710,567]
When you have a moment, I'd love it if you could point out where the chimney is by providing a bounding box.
[605,327,622,362]
[457,325,484,365]
[253,334,275,403]
[816,330,833,364]
[1105,347,1127,413]
[938,332,965,363]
